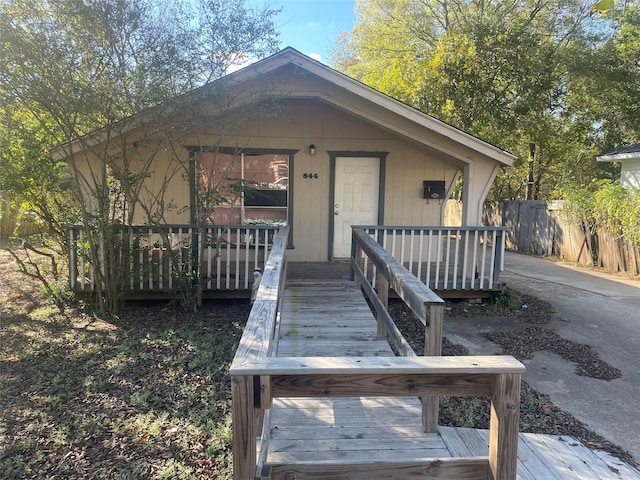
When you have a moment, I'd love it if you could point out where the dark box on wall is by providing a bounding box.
[423,181,446,200]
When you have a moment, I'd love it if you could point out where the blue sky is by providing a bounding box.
[252,0,357,65]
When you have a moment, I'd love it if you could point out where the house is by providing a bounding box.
[597,143,640,189]
[57,48,515,295]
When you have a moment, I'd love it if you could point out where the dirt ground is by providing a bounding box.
[0,249,244,479]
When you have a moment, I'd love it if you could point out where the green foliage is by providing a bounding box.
[563,180,640,245]
[0,106,79,241]
[1,0,282,315]
[333,0,425,102]
[494,289,520,309]
[592,0,616,13]
[334,0,640,201]
[159,460,195,480]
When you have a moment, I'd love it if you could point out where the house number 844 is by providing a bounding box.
[303,173,318,179]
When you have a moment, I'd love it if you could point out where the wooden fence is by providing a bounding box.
[0,197,40,239]
[446,200,640,276]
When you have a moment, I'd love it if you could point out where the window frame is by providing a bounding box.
[187,146,297,247]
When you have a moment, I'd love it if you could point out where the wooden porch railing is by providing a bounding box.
[230,226,525,480]
[351,226,445,433]
[230,226,290,479]
[356,226,509,292]
[67,224,280,293]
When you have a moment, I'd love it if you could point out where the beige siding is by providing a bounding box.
[62,126,194,226]
[199,101,456,261]
[101,147,192,225]
[67,150,104,217]
[70,97,502,262]
[383,143,460,228]
[131,148,191,225]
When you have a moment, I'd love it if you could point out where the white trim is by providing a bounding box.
[597,152,640,162]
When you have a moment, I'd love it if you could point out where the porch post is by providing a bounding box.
[463,162,500,227]
[188,150,197,225]
[232,374,256,479]
[461,163,476,226]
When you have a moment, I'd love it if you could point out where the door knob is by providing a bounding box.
[334,211,339,215]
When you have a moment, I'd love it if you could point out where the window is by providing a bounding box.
[197,149,290,226]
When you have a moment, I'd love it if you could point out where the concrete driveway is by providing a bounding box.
[446,251,640,463]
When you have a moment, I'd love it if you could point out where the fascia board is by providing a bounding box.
[597,152,640,162]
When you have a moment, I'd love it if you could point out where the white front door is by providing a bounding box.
[333,157,380,258]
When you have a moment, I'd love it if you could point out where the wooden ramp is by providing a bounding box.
[265,279,640,480]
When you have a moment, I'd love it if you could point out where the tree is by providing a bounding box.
[0,104,82,310]
[567,4,640,150]
[0,0,281,314]
[333,0,427,102]
[334,0,637,200]
[0,105,77,241]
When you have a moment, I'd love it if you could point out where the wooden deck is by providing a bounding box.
[263,279,640,480]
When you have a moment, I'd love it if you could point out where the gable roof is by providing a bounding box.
[54,47,515,166]
[228,48,514,166]
[597,143,640,162]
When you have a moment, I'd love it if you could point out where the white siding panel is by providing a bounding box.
[621,159,640,189]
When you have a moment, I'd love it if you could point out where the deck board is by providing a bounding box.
[263,278,640,479]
